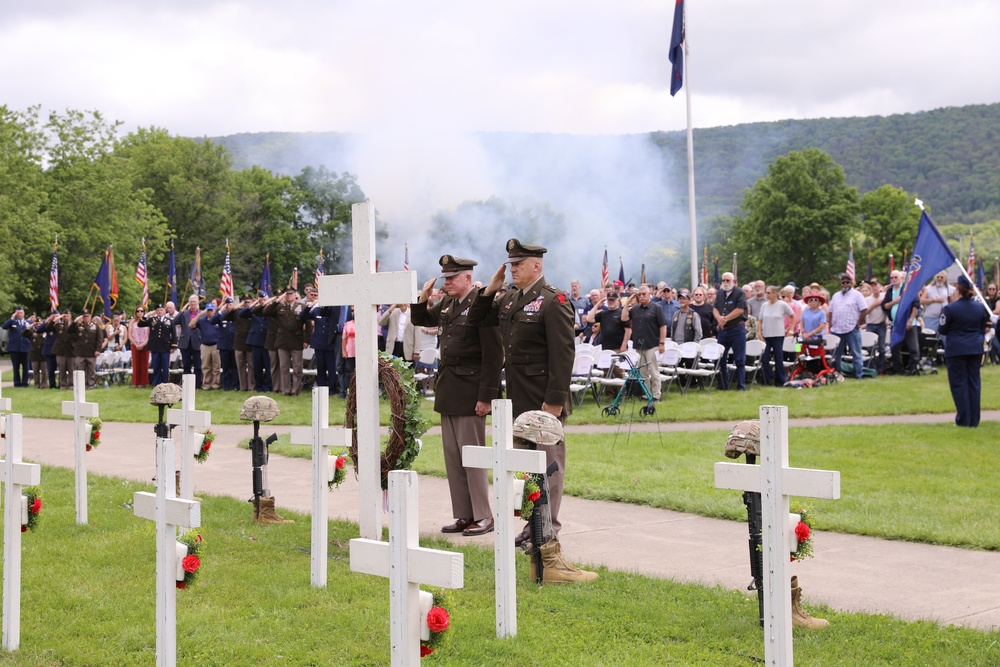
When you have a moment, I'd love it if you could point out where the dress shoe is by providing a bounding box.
[441,518,474,534]
[463,516,494,536]
[514,525,531,548]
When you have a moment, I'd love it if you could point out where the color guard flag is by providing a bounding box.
[188,247,205,301]
[967,231,976,275]
[403,244,409,271]
[135,238,149,308]
[601,248,610,287]
[167,241,178,305]
[315,248,325,287]
[220,240,234,301]
[259,253,273,297]
[93,246,113,322]
[891,211,956,346]
[668,0,685,96]
[846,241,856,284]
[49,239,59,310]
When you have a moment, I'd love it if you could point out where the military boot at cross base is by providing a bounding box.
[529,539,598,584]
[791,575,829,629]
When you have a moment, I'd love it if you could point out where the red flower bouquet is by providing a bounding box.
[177,531,205,589]
[514,473,541,520]
[22,487,42,532]
[88,417,103,451]
[328,453,348,490]
[194,429,215,463]
[790,506,814,561]
[420,590,452,658]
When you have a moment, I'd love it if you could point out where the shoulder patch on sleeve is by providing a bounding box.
[557,294,566,304]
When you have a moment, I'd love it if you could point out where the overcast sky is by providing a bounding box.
[4,0,997,137]
[3,1,998,283]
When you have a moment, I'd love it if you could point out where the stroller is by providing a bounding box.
[601,353,656,418]
[788,337,837,382]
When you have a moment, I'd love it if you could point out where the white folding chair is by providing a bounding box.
[743,339,766,385]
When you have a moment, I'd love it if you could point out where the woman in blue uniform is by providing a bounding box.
[938,275,992,427]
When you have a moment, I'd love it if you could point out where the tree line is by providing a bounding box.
[0,106,368,316]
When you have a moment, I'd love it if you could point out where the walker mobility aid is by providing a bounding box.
[601,352,656,417]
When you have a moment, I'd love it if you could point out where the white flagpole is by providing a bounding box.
[684,4,699,291]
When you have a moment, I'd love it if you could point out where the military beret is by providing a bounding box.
[505,238,547,262]
[439,254,477,277]
[957,274,973,289]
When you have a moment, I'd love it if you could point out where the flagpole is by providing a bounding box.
[684,18,698,290]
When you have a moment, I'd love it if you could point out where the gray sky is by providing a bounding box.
[3,0,998,284]
[4,0,997,137]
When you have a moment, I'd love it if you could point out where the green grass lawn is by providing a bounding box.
[3,468,997,666]
[261,421,1000,551]
[4,364,999,425]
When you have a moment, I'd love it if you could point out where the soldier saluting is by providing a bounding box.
[411,255,503,537]
[467,238,575,544]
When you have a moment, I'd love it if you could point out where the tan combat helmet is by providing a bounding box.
[512,410,564,447]
[240,395,280,422]
[724,419,760,459]
[149,383,182,406]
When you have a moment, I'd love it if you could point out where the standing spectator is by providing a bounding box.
[467,238,574,543]
[691,286,717,338]
[300,296,340,390]
[2,306,32,387]
[801,293,828,342]
[39,310,61,389]
[829,274,870,379]
[341,307,356,393]
[583,292,631,351]
[714,272,749,390]
[27,316,47,388]
[882,270,914,374]
[106,314,127,353]
[657,286,680,337]
[621,285,667,400]
[138,304,175,387]
[920,271,955,333]
[51,310,75,389]
[378,304,413,361]
[780,285,802,336]
[228,293,255,391]
[212,298,239,390]
[939,275,992,427]
[70,311,106,389]
[568,279,589,339]
[758,286,794,386]
[264,288,308,396]
[862,281,887,374]
[746,280,767,319]
[128,305,150,388]
[411,255,502,536]
[173,296,203,388]
[192,301,221,390]
[670,290,703,344]
[244,297,273,392]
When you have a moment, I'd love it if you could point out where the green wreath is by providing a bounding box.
[345,353,429,490]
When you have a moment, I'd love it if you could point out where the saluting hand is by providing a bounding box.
[484,263,507,295]
[420,277,437,302]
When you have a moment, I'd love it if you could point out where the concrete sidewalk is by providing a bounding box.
[10,414,1000,631]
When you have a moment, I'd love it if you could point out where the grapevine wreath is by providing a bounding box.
[345,353,429,490]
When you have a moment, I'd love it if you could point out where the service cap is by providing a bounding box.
[505,238,547,262]
[439,254,477,277]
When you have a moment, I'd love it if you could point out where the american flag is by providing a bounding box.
[220,240,233,301]
[49,240,59,310]
[135,238,149,308]
[846,241,856,284]
[403,244,409,271]
[967,231,976,274]
[601,248,610,287]
[315,248,324,286]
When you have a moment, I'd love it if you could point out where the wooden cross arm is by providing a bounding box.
[289,426,351,448]
[0,461,41,486]
[61,400,99,418]
[133,492,202,529]
[349,538,464,589]
[316,272,418,308]
[165,408,211,429]
[462,445,547,475]
[714,462,841,499]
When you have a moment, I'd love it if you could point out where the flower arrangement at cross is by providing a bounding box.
[194,429,215,463]
[328,453,348,490]
[791,505,814,562]
[514,473,541,521]
[420,590,451,658]
[176,531,204,589]
[22,487,42,532]
[87,417,103,451]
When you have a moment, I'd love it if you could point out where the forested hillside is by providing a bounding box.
[213,103,1000,222]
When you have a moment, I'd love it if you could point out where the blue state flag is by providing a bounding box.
[259,253,273,297]
[891,211,956,346]
[92,247,112,322]
[167,243,178,305]
[668,0,685,96]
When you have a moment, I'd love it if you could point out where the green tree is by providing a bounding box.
[858,184,921,279]
[292,166,367,273]
[730,148,860,287]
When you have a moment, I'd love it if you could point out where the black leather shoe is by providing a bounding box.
[441,518,474,534]
[513,526,531,547]
[462,516,494,536]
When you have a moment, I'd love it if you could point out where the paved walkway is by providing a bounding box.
[5,404,998,632]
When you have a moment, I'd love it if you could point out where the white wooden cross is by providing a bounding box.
[1,414,41,651]
[133,433,201,667]
[462,399,546,638]
[61,370,99,524]
[316,201,417,540]
[289,385,350,588]
[0,380,9,412]
[350,471,464,666]
[166,374,211,501]
[714,405,840,667]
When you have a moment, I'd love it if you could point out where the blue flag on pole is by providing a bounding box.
[976,258,986,290]
[668,0,685,96]
[259,253,273,297]
[92,247,112,322]
[167,242,178,305]
[891,211,956,346]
